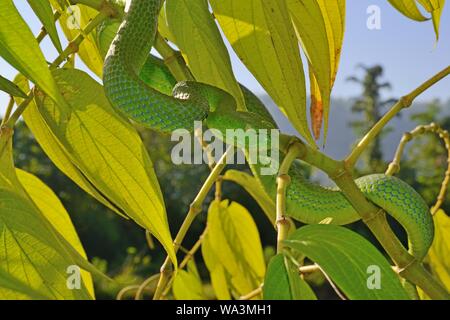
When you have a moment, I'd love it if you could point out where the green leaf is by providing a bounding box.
[0,74,27,98]
[51,1,104,76]
[417,0,446,39]
[424,209,450,291]
[263,254,317,300]
[165,0,246,110]
[0,0,65,107]
[210,0,313,145]
[222,169,275,225]
[33,68,176,267]
[16,169,95,298]
[202,200,265,297]
[27,0,62,52]
[0,133,97,300]
[284,225,410,300]
[0,268,49,300]
[388,0,429,21]
[13,73,127,219]
[173,260,207,300]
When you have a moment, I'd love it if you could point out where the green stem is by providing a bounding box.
[276,143,303,252]
[153,148,230,300]
[154,33,194,81]
[1,98,15,126]
[346,65,450,167]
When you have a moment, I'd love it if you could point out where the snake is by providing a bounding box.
[102,0,434,261]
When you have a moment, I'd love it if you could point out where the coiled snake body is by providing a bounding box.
[103,0,434,260]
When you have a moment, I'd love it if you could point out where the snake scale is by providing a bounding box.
[103,0,434,260]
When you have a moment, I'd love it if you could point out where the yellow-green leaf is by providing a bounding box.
[14,73,126,218]
[51,1,104,77]
[388,0,429,21]
[173,260,206,300]
[0,268,50,300]
[0,74,27,98]
[33,68,176,266]
[165,0,245,110]
[202,200,265,297]
[0,0,65,107]
[222,169,275,225]
[417,0,446,39]
[16,169,95,298]
[425,209,450,291]
[0,133,96,299]
[27,0,62,52]
[210,0,312,145]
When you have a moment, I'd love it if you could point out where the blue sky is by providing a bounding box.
[1,0,450,115]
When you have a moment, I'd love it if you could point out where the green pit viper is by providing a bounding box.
[102,0,434,260]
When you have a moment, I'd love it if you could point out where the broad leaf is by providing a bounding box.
[210,0,313,145]
[16,169,95,297]
[173,260,206,300]
[284,225,410,300]
[222,169,275,225]
[287,0,331,140]
[202,200,265,297]
[0,132,97,299]
[0,0,65,106]
[263,254,317,300]
[51,1,104,76]
[0,74,27,98]
[0,268,49,300]
[32,68,176,266]
[14,74,127,218]
[27,0,62,52]
[165,0,245,110]
[425,210,450,291]
[388,0,429,21]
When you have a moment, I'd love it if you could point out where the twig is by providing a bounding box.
[276,143,304,252]
[239,285,263,300]
[386,123,450,214]
[346,65,450,168]
[153,148,231,300]
[135,273,161,300]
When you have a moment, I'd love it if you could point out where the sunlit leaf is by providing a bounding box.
[166,0,245,110]
[222,169,275,225]
[0,133,98,300]
[417,0,446,39]
[264,254,317,300]
[425,210,450,291]
[27,0,62,52]
[202,200,265,297]
[0,74,27,98]
[33,68,176,266]
[16,169,95,297]
[0,268,49,300]
[0,0,65,106]
[388,0,429,21]
[51,1,104,76]
[173,260,206,300]
[284,225,410,300]
[210,0,313,145]
[14,73,126,218]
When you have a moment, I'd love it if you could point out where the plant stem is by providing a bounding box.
[346,65,450,168]
[154,33,194,81]
[50,11,109,68]
[153,148,230,300]
[239,286,263,300]
[1,98,15,126]
[386,123,450,215]
[276,142,303,252]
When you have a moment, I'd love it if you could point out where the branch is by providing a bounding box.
[346,65,450,167]
[386,123,450,214]
[153,148,230,300]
